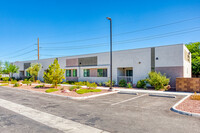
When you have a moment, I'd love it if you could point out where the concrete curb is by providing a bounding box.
[118,92,138,95]
[171,95,200,118]
[149,94,176,98]
[2,86,119,100]
[60,84,193,96]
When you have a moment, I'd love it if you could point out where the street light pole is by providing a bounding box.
[106,17,113,91]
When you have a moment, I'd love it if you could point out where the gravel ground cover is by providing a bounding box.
[176,96,200,114]
[5,84,110,97]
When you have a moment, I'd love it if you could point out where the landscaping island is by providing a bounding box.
[176,94,200,114]
[1,83,113,98]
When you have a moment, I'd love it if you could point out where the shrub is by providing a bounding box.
[22,79,32,86]
[45,88,59,93]
[35,84,45,88]
[36,80,41,84]
[105,80,115,87]
[126,82,132,88]
[119,79,127,87]
[86,81,97,89]
[13,83,20,87]
[98,82,103,86]
[11,80,18,84]
[146,72,170,90]
[69,85,81,91]
[3,77,9,81]
[0,84,9,86]
[190,92,200,100]
[76,89,101,94]
[136,79,147,89]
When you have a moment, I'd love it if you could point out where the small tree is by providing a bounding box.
[26,63,42,82]
[0,61,2,78]
[43,59,64,88]
[3,61,19,78]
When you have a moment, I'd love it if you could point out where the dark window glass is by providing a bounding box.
[83,69,90,77]
[126,70,133,76]
[97,69,107,77]
[66,70,71,77]
[73,69,77,77]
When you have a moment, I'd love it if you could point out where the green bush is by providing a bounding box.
[136,79,147,89]
[45,88,59,93]
[69,85,81,91]
[86,81,97,89]
[76,89,101,94]
[3,77,9,81]
[104,80,115,87]
[13,83,20,87]
[146,72,170,90]
[63,81,75,84]
[0,84,9,86]
[11,80,18,84]
[119,79,127,87]
[126,82,132,88]
[36,80,41,84]
[98,82,103,86]
[35,84,45,88]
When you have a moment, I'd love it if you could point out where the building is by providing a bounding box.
[13,44,191,87]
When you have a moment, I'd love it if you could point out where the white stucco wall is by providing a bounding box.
[183,45,192,77]
[13,44,190,85]
[155,44,184,67]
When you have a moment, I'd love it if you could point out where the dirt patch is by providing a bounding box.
[7,84,110,97]
[176,97,200,114]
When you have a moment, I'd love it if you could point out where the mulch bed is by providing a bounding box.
[176,97,200,114]
[7,84,110,97]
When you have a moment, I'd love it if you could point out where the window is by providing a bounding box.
[126,70,133,76]
[83,69,90,77]
[66,70,71,77]
[73,69,77,77]
[26,71,30,77]
[97,69,107,77]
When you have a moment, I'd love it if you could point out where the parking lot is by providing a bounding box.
[0,87,200,133]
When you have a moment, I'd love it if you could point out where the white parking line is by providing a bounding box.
[0,98,109,133]
[111,94,147,106]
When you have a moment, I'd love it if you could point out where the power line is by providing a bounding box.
[6,49,37,59]
[0,44,35,58]
[40,16,200,45]
[40,28,200,53]
[40,27,200,50]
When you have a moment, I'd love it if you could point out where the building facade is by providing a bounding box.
[13,44,191,87]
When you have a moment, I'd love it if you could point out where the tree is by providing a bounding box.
[43,59,65,88]
[186,42,200,77]
[3,61,19,78]
[26,63,42,82]
[0,61,2,78]
[0,61,2,74]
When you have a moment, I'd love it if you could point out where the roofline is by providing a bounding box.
[13,43,185,63]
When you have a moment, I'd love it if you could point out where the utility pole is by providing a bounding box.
[106,17,113,91]
[38,38,39,60]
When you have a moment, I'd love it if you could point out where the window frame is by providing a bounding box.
[97,69,107,77]
[73,69,77,77]
[83,69,90,77]
[66,69,71,77]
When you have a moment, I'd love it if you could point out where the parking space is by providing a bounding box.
[0,87,200,133]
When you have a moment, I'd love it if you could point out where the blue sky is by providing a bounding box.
[0,0,200,62]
